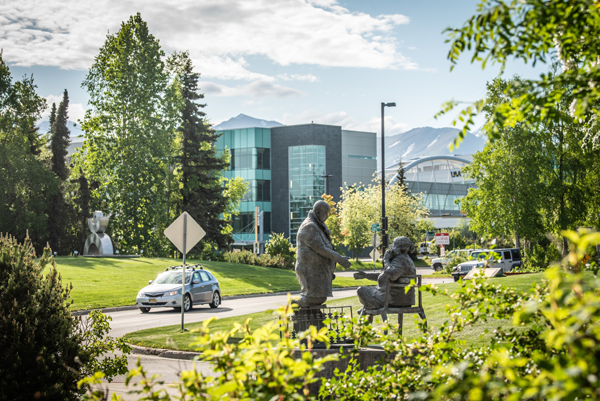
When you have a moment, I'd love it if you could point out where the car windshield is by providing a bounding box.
[153,271,192,285]
[471,252,488,260]
[447,251,456,257]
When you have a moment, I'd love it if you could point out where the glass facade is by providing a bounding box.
[289,145,326,244]
[214,128,272,243]
[399,158,475,216]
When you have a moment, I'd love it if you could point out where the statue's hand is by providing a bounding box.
[339,257,351,269]
[353,270,367,280]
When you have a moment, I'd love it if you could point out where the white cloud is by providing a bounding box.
[0,0,416,80]
[277,73,319,82]
[408,46,417,50]
[203,80,305,98]
[281,109,408,135]
[41,94,86,122]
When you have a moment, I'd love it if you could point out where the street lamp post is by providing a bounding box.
[320,174,334,195]
[381,102,396,257]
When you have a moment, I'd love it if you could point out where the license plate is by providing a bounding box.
[149,299,157,303]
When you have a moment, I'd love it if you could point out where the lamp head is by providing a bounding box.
[385,102,396,107]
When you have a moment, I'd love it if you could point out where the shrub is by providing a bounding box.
[80,229,600,400]
[0,234,129,400]
[224,249,295,270]
[81,301,335,400]
[265,232,296,259]
[444,255,467,273]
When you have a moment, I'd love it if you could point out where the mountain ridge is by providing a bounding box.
[213,114,283,130]
[377,126,485,165]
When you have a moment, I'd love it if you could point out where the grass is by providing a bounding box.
[50,257,371,311]
[336,258,429,272]
[124,273,545,351]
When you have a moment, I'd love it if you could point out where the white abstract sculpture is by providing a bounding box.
[83,211,114,256]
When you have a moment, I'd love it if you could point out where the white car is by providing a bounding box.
[452,248,524,281]
[136,264,221,313]
[431,249,484,272]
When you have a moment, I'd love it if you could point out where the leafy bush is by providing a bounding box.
[0,234,129,400]
[80,230,600,401]
[265,232,296,259]
[444,255,467,273]
[225,249,295,270]
[80,300,335,400]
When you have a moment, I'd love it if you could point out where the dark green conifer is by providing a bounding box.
[47,90,71,254]
[50,90,70,180]
[175,53,230,249]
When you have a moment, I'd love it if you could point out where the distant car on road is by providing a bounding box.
[430,248,484,272]
[451,248,524,281]
[136,264,221,313]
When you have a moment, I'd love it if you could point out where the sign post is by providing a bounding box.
[371,233,381,268]
[164,212,205,330]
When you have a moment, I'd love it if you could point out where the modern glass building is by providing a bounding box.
[385,155,475,227]
[215,127,272,244]
[216,123,377,246]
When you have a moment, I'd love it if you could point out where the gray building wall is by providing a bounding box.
[341,129,377,187]
[270,124,343,238]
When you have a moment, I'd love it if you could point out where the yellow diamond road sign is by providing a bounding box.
[164,212,205,255]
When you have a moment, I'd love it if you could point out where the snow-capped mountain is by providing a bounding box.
[377,127,485,166]
[37,120,84,139]
[213,114,283,130]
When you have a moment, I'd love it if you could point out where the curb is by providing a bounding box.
[129,344,200,360]
[73,286,361,316]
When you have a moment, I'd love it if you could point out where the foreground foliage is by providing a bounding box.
[80,230,600,400]
[0,235,130,400]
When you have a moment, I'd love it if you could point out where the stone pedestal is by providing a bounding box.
[291,346,392,395]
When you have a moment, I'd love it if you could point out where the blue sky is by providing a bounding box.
[4,0,548,137]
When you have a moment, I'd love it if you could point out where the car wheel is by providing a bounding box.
[140,307,150,313]
[183,294,192,312]
[453,275,459,282]
[433,263,442,272]
[209,292,221,309]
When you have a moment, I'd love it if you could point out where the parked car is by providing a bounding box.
[451,260,485,281]
[419,242,435,255]
[136,264,221,313]
[431,248,484,272]
[451,248,524,281]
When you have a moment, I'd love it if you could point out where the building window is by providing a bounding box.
[243,180,271,202]
[230,148,270,171]
[232,211,271,233]
[289,145,326,244]
[349,155,376,160]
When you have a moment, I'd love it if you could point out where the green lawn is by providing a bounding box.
[50,257,370,311]
[124,273,545,351]
[336,258,429,272]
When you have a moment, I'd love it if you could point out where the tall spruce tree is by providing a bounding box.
[47,90,71,253]
[50,90,71,181]
[48,102,56,133]
[394,156,409,193]
[174,52,230,249]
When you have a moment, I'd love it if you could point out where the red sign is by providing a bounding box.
[435,233,450,245]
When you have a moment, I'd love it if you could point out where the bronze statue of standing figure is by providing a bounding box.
[294,200,351,308]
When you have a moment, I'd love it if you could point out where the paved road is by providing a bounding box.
[106,289,359,338]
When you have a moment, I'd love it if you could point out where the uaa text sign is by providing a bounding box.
[164,212,205,255]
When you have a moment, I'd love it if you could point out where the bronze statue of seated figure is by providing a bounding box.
[354,236,417,309]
